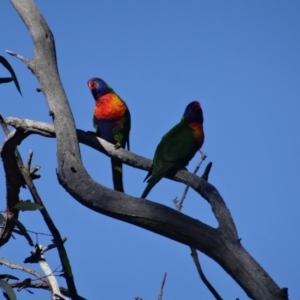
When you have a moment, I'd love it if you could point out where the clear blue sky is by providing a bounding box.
[1,1,300,299]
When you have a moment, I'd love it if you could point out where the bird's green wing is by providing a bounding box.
[93,115,98,131]
[110,105,131,150]
[151,122,197,178]
[156,122,197,162]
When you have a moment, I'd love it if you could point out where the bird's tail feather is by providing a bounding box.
[141,176,161,199]
[111,158,124,193]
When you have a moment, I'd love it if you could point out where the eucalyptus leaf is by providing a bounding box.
[0,56,22,95]
[15,202,43,211]
[0,214,6,225]
[0,279,16,300]
[11,217,34,246]
[0,275,19,281]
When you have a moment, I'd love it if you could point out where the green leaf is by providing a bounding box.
[15,202,43,211]
[0,56,22,95]
[0,78,14,84]
[0,279,17,300]
[0,274,19,281]
[12,229,23,236]
[0,214,6,225]
[11,217,34,246]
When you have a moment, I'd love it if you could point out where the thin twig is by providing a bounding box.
[0,226,52,237]
[190,248,222,300]
[10,280,84,298]
[157,272,167,300]
[173,150,207,211]
[201,162,212,182]
[26,150,34,170]
[0,114,11,136]
[6,50,30,65]
[0,257,48,284]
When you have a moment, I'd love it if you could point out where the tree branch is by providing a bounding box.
[191,247,222,300]
[0,114,26,247]
[157,272,167,300]
[5,117,287,300]
[9,281,84,299]
[6,117,237,238]
[0,257,48,284]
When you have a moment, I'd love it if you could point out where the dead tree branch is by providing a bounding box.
[5,117,287,300]
[0,114,27,246]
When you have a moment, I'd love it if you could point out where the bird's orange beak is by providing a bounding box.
[88,81,96,90]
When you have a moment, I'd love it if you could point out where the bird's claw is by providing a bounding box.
[114,143,122,149]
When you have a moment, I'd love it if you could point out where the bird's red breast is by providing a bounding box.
[188,122,204,147]
[94,93,126,120]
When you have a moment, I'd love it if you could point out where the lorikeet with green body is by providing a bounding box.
[141,101,204,199]
[87,77,131,193]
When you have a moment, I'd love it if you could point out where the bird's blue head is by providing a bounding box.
[182,101,204,124]
[87,77,111,100]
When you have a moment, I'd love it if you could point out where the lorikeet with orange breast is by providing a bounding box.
[141,101,204,199]
[87,77,131,193]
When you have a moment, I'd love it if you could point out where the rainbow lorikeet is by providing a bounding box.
[87,77,131,193]
[141,101,204,199]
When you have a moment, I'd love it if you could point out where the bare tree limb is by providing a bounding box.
[0,257,48,284]
[0,257,72,299]
[5,117,287,300]
[6,117,238,238]
[7,1,288,299]
[157,272,167,300]
[9,281,84,299]
[34,253,64,300]
[0,114,26,247]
